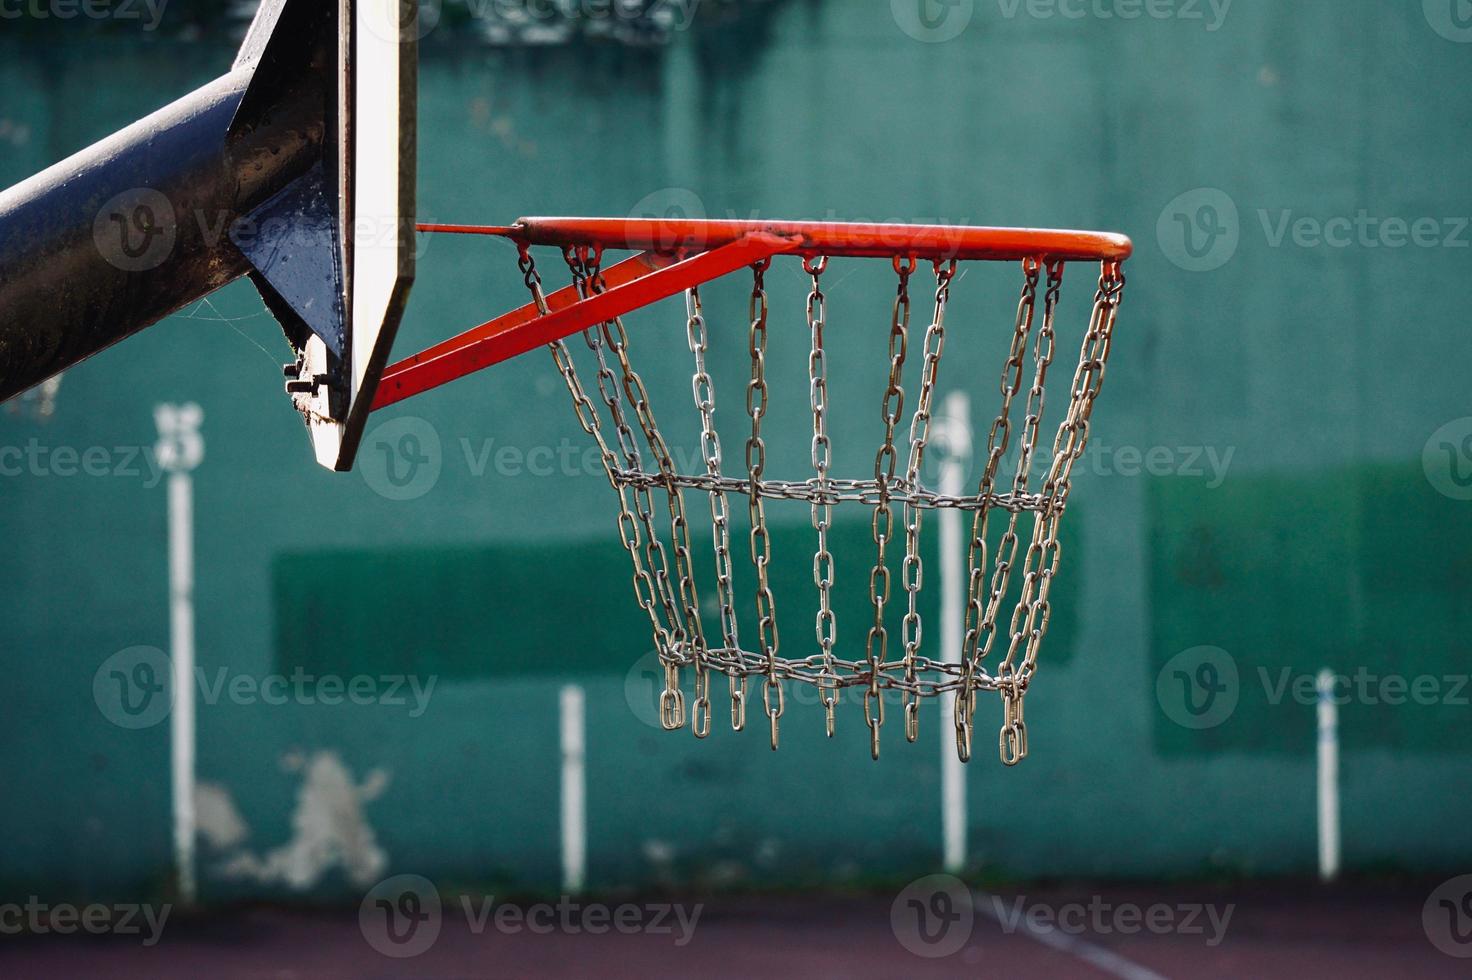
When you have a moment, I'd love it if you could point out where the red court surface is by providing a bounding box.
[0,879,1461,978]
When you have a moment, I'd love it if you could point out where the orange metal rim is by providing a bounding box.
[380,218,1132,413]
[420,218,1134,264]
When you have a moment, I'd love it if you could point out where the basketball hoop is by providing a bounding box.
[389,218,1130,764]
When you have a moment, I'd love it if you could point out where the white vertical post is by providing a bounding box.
[168,470,196,905]
[937,392,971,874]
[155,404,204,906]
[560,685,587,894]
[1317,668,1340,883]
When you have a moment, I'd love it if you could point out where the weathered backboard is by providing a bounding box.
[310,0,418,471]
[231,0,417,471]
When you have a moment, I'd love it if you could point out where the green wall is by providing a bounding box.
[2,0,1470,903]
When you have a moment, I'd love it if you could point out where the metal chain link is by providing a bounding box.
[804,256,841,739]
[684,284,735,739]
[746,259,782,749]
[864,256,915,760]
[899,259,956,743]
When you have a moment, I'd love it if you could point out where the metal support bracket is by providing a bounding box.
[372,231,801,411]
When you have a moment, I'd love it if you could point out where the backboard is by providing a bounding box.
[235,0,417,472]
[326,0,417,471]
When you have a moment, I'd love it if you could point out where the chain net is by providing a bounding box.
[516,242,1125,763]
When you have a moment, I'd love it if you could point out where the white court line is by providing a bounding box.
[973,892,1171,980]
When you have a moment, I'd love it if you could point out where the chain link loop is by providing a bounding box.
[746,259,781,747]
[804,256,841,738]
[900,259,956,743]
[684,284,732,740]
[863,257,914,760]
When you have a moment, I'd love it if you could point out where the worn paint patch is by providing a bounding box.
[211,750,391,890]
[194,782,249,851]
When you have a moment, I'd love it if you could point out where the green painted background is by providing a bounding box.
[2,0,1471,903]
